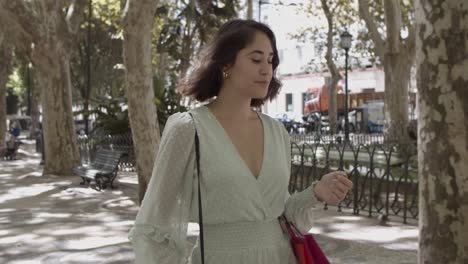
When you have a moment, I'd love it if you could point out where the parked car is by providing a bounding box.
[6,115,31,138]
[6,115,31,131]
[362,101,385,133]
[301,112,321,133]
[273,112,301,134]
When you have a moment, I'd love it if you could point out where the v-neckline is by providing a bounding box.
[203,105,266,181]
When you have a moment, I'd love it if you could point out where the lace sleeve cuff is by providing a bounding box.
[129,224,176,247]
[284,181,321,233]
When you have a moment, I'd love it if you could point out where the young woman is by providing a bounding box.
[129,19,353,264]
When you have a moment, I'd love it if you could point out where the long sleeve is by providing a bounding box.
[279,123,321,234]
[128,112,196,264]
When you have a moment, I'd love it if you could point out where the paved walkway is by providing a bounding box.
[0,140,418,263]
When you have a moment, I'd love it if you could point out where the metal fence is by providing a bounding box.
[290,132,388,145]
[289,134,418,224]
[77,132,136,172]
[77,132,418,224]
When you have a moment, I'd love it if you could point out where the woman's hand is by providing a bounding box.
[313,171,353,205]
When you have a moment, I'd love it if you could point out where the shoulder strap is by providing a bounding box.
[188,112,204,264]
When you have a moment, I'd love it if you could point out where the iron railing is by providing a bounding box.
[77,132,136,172]
[77,132,418,223]
[288,136,418,224]
[290,132,387,145]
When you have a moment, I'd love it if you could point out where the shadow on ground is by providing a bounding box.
[0,141,417,264]
[0,143,139,263]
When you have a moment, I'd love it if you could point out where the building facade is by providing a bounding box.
[262,67,386,121]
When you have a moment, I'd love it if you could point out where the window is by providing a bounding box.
[296,46,302,61]
[362,88,375,93]
[302,93,307,114]
[286,93,293,112]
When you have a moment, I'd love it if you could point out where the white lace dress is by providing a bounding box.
[128,105,320,264]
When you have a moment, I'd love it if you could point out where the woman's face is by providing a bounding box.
[224,31,274,100]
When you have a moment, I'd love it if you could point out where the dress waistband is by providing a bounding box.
[202,219,287,251]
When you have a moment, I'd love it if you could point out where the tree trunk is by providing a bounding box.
[326,76,339,135]
[0,44,12,147]
[34,44,80,175]
[28,67,39,139]
[178,0,196,80]
[247,0,253,20]
[383,51,412,153]
[416,0,468,262]
[359,0,415,150]
[29,85,40,140]
[179,29,195,80]
[320,0,342,135]
[0,0,85,174]
[29,0,83,175]
[122,0,161,204]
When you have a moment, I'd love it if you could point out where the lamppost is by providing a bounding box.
[340,30,352,142]
[26,62,32,116]
[258,0,263,21]
[85,0,92,135]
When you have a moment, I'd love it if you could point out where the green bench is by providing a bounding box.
[74,148,125,190]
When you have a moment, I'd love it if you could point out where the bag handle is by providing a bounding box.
[280,215,302,237]
[189,113,204,264]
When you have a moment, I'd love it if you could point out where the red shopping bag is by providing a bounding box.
[279,215,330,264]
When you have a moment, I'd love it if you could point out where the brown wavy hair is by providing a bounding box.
[177,19,282,107]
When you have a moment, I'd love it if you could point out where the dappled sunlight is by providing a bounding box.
[308,212,418,262]
[47,226,109,236]
[23,217,47,225]
[35,212,73,219]
[102,197,136,209]
[0,184,56,203]
[0,141,419,263]
[60,236,129,250]
[51,187,102,196]
[0,167,27,174]
[105,220,134,227]
[309,226,324,234]
[331,215,363,221]
[0,233,38,244]
[17,171,42,179]
[0,143,137,263]
[309,210,419,252]
[7,261,40,264]
[0,234,54,247]
[328,222,360,230]
[118,174,139,185]
[327,225,418,242]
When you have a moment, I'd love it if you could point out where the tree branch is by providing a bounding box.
[0,4,37,56]
[0,1,41,47]
[122,0,159,29]
[321,0,342,80]
[406,23,416,57]
[383,0,402,53]
[358,0,385,59]
[66,0,87,34]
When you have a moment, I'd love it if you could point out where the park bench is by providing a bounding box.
[73,148,125,190]
[2,140,21,160]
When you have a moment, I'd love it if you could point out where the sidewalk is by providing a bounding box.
[310,210,417,264]
[0,141,418,264]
